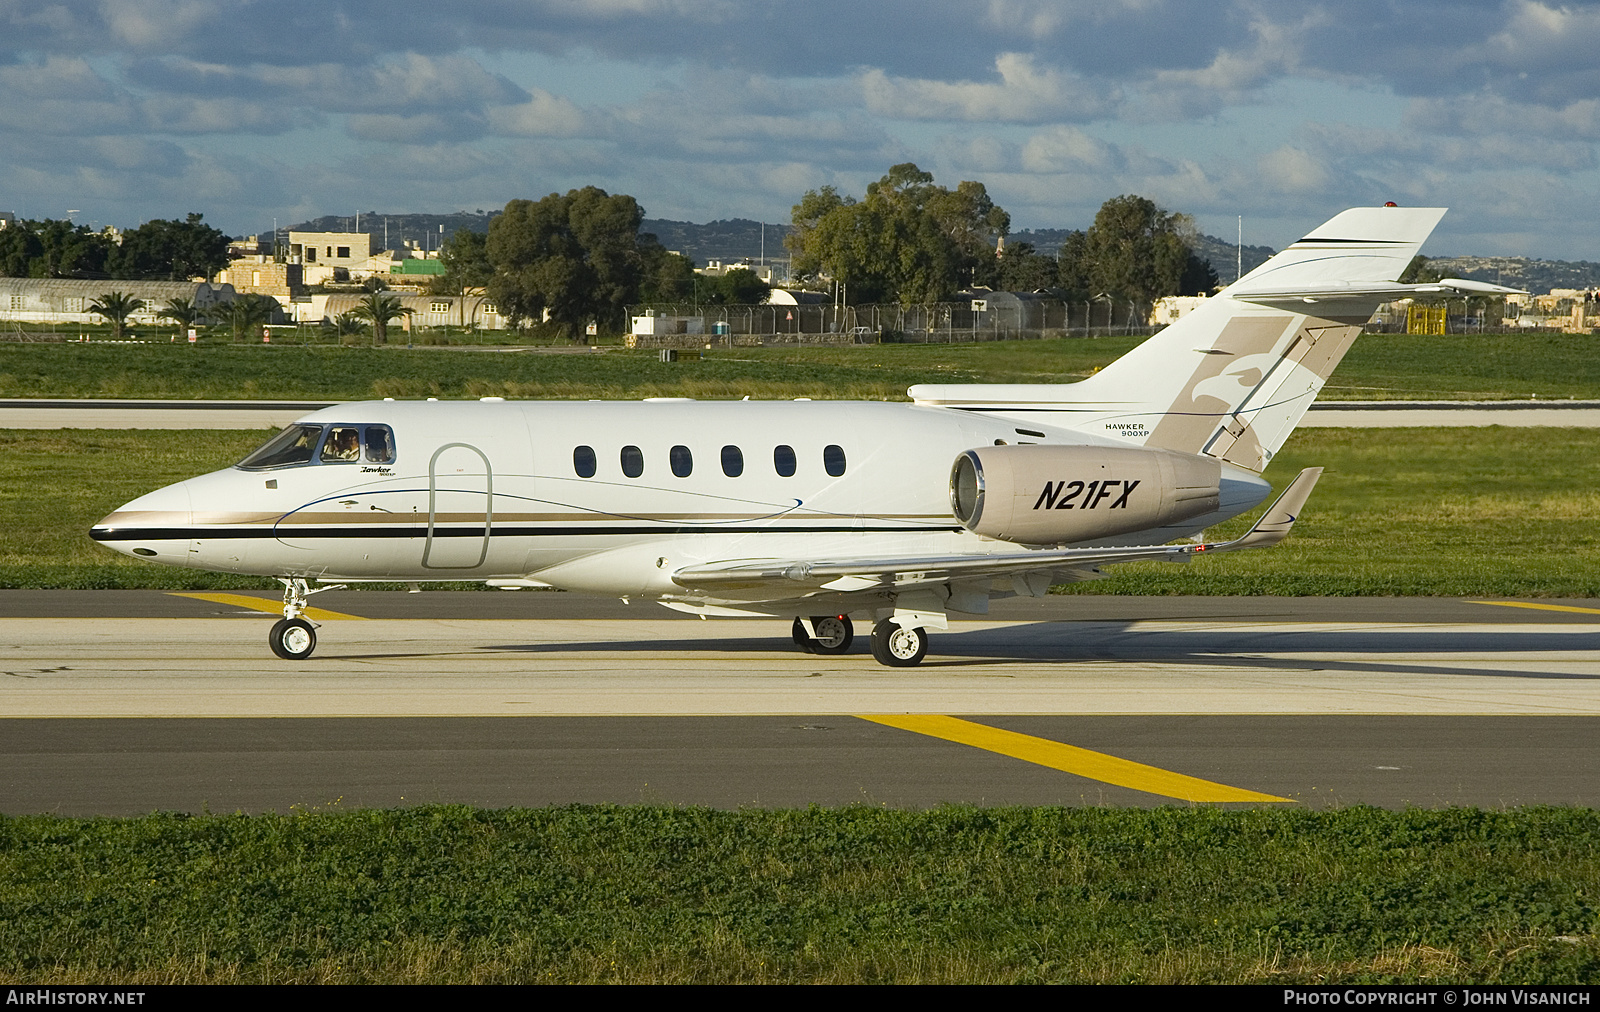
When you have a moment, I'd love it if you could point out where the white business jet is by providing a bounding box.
[92,206,1520,665]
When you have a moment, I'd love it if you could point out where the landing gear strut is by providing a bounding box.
[870,619,929,667]
[792,615,854,655]
[268,577,344,661]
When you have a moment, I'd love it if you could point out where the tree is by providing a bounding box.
[1399,255,1442,284]
[108,213,230,281]
[977,241,1060,292]
[636,239,697,304]
[430,228,494,295]
[486,187,648,342]
[700,267,770,306]
[321,312,366,343]
[349,292,413,345]
[88,291,145,341]
[1056,195,1217,307]
[787,163,1010,305]
[158,297,203,341]
[215,293,276,343]
[0,219,115,278]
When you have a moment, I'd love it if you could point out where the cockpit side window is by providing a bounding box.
[236,424,322,470]
[320,427,362,463]
[365,426,395,463]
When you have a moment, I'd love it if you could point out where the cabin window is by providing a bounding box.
[774,444,796,477]
[236,424,322,470]
[823,444,846,477]
[721,445,743,477]
[573,445,597,478]
[621,445,644,478]
[670,445,693,477]
[365,426,395,463]
[320,426,362,463]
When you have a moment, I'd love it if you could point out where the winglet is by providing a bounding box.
[1208,467,1323,552]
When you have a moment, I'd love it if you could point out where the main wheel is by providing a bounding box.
[870,620,928,667]
[808,615,854,655]
[792,617,816,653]
[269,618,317,660]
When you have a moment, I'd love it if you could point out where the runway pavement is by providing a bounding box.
[3,592,1597,814]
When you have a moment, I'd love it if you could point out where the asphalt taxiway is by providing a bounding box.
[3,591,1597,815]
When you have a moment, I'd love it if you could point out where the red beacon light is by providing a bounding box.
[1384,201,1398,207]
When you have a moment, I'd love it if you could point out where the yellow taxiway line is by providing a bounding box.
[858,714,1291,803]
[168,592,366,622]
[1468,600,1600,617]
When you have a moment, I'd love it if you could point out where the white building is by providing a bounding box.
[0,278,237,326]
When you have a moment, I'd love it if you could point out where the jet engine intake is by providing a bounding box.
[950,444,1221,545]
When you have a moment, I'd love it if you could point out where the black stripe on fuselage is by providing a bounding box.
[91,524,964,542]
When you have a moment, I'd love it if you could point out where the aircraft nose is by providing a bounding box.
[90,480,194,564]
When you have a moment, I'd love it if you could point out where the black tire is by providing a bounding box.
[792,617,816,653]
[870,619,928,667]
[269,618,317,660]
[808,615,854,655]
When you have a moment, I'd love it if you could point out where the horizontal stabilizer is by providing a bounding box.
[1231,279,1526,303]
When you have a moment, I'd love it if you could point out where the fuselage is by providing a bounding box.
[91,398,1270,609]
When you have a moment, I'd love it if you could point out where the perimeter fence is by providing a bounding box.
[625,298,1157,348]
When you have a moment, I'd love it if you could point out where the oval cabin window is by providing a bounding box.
[670,445,693,477]
[823,444,846,477]
[774,444,796,477]
[721,445,743,477]
[573,445,596,478]
[621,445,644,478]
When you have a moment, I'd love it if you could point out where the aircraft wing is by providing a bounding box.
[673,468,1322,592]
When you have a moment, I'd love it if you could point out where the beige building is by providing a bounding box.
[217,258,305,298]
[319,293,509,330]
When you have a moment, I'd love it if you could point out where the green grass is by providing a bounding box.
[3,805,1599,984]
[2,331,1597,402]
[1066,426,1600,597]
[9,426,1600,595]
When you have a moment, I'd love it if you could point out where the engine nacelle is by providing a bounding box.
[950,444,1221,545]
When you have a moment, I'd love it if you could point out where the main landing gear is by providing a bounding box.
[792,614,932,666]
[268,577,344,661]
[870,620,928,667]
[793,615,854,655]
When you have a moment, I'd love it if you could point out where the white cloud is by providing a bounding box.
[860,53,1114,123]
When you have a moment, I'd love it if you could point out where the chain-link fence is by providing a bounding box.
[626,297,1157,347]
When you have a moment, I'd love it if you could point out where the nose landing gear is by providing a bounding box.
[269,618,317,660]
[268,577,345,661]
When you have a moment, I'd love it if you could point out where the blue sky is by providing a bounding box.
[2,0,1597,257]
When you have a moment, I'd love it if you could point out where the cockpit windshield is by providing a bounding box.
[236,423,397,470]
[237,424,321,470]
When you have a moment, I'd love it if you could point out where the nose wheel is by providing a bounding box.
[269,618,317,660]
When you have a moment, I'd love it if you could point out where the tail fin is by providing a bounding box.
[910,206,1456,472]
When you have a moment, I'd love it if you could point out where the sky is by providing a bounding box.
[2,0,1598,258]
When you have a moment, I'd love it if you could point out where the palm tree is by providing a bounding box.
[88,291,146,341]
[321,312,366,344]
[350,292,413,346]
[158,297,202,343]
[215,293,275,343]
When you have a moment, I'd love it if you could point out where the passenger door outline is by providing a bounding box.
[423,442,492,569]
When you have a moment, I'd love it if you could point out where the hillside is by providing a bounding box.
[1420,255,1600,293]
